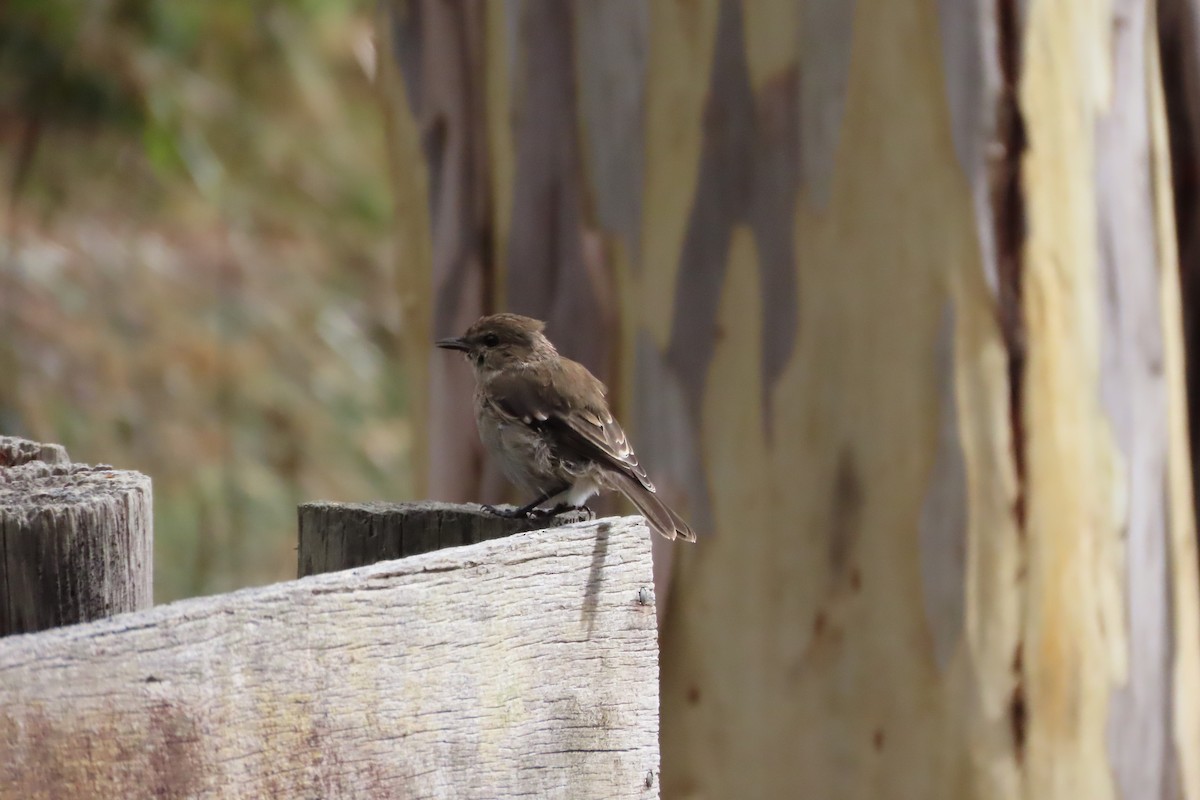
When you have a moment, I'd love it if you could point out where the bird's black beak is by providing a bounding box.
[435,337,470,352]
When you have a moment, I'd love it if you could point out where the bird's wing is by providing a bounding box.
[484,360,655,493]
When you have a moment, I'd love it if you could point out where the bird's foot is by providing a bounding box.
[481,504,527,519]
[481,502,595,524]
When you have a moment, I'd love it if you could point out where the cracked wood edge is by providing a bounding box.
[0,436,69,467]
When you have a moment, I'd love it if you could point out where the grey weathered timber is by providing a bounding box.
[0,516,660,799]
[298,500,594,576]
[0,435,69,467]
[0,461,152,636]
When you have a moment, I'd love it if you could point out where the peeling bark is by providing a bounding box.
[991,0,1030,769]
[991,0,1029,535]
[664,0,799,439]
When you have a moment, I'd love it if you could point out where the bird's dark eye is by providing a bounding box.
[482,333,500,347]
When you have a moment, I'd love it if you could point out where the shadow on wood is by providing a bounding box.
[0,514,659,799]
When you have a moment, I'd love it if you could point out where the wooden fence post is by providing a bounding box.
[0,458,152,636]
[298,501,591,576]
[0,517,659,799]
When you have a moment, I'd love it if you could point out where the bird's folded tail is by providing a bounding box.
[610,471,697,542]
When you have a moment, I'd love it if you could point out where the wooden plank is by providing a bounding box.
[0,461,152,636]
[0,517,660,800]
[297,501,594,576]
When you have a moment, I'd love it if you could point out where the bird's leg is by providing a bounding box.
[532,482,598,520]
[526,482,594,519]
[542,503,596,521]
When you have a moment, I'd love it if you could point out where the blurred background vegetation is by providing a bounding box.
[0,0,409,601]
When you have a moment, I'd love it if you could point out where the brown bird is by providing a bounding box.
[436,313,696,542]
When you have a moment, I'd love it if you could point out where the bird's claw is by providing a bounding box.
[481,504,526,519]
[481,503,595,523]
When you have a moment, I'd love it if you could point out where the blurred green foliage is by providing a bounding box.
[0,0,410,600]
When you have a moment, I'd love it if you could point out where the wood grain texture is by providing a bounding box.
[0,435,69,467]
[0,517,660,800]
[0,462,151,637]
[298,500,596,576]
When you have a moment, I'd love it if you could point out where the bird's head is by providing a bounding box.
[436,313,556,374]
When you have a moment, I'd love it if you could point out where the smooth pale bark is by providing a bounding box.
[380,1,1200,797]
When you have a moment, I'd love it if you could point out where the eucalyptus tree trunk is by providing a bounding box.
[379,1,1200,797]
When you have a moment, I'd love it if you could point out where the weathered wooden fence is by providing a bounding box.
[0,437,660,799]
[0,448,153,636]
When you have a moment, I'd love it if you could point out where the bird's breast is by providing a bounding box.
[476,404,558,492]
